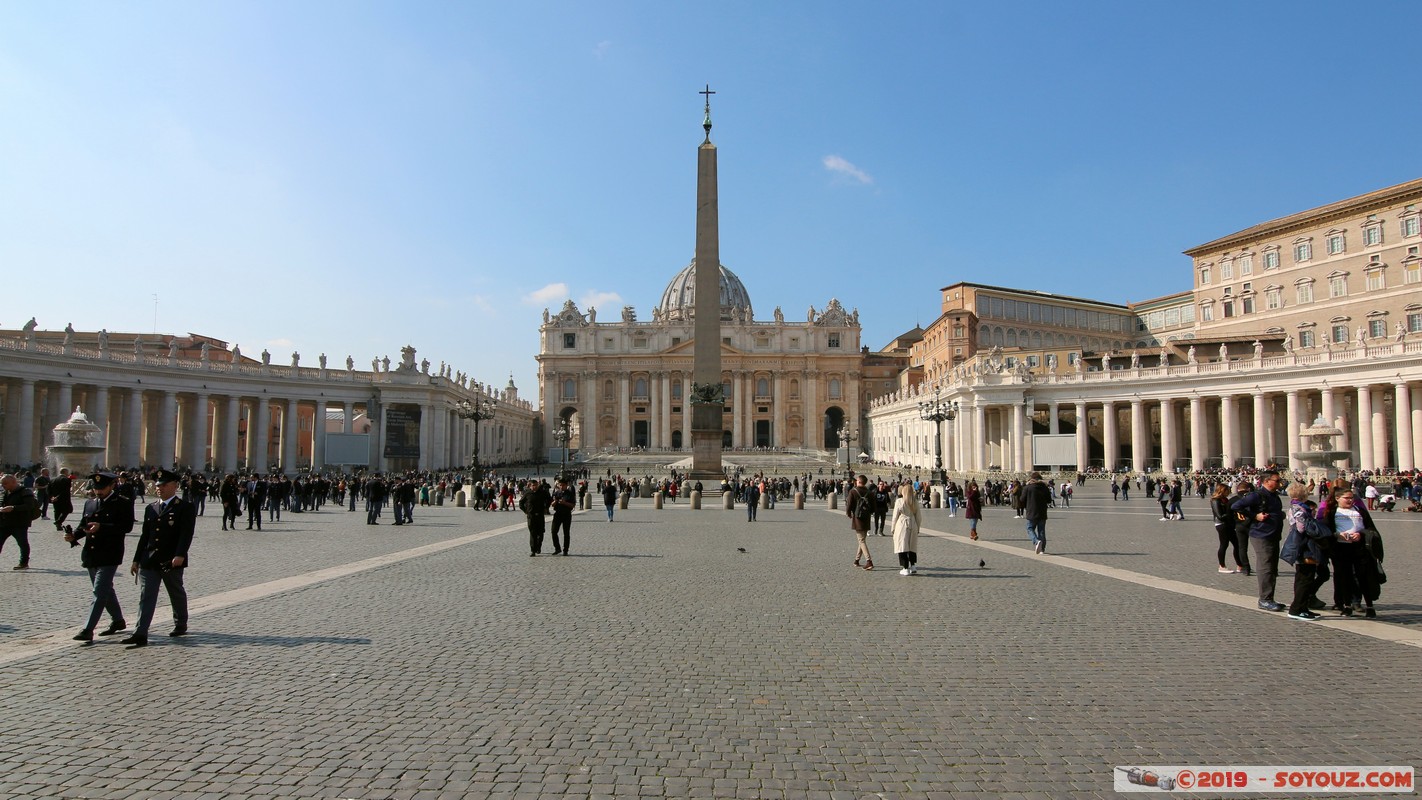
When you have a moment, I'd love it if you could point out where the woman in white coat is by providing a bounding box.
[890,483,922,576]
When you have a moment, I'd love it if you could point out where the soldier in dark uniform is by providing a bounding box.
[123,469,196,648]
[245,474,266,530]
[64,472,133,641]
[519,479,552,556]
[49,468,75,531]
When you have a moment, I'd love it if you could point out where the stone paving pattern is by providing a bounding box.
[0,482,1418,799]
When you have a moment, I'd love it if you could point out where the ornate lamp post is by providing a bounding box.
[552,416,576,480]
[837,425,859,478]
[917,385,958,486]
[455,393,497,478]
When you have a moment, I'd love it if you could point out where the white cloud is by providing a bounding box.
[593,40,612,59]
[579,290,622,311]
[266,337,293,349]
[823,154,873,185]
[523,282,569,305]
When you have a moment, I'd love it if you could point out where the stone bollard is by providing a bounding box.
[690,490,701,510]
[455,490,466,508]
[619,491,630,510]
[581,494,590,510]
[932,486,943,509]
[723,492,734,510]
[760,491,770,509]
[654,491,664,510]
[829,493,839,511]
[794,491,804,510]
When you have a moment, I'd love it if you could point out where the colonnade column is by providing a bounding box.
[314,401,328,470]
[1129,398,1145,472]
[1160,399,1176,473]
[660,372,673,449]
[222,396,240,472]
[617,375,629,448]
[1011,402,1026,473]
[56,382,73,423]
[773,374,787,449]
[1074,401,1088,472]
[1356,388,1373,469]
[1370,388,1388,470]
[1253,393,1268,469]
[342,402,354,434]
[158,391,178,468]
[418,402,433,470]
[16,380,36,465]
[1320,388,1343,469]
[1395,382,1414,471]
[1284,390,1301,471]
[192,393,210,469]
[91,385,110,464]
[254,399,271,472]
[1048,401,1060,435]
[1220,395,1238,470]
[1189,395,1205,471]
[972,401,986,472]
[1411,385,1422,474]
[1101,400,1117,471]
[122,389,142,466]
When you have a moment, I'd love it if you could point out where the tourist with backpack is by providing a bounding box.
[847,474,874,570]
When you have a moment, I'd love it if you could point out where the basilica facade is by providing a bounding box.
[535,263,865,454]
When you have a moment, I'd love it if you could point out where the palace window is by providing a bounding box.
[563,333,577,349]
[1222,299,1234,318]
[1329,274,1348,298]
[1241,296,1255,315]
[1363,219,1383,247]
[1326,232,1346,255]
[1405,259,1422,285]
[1199,266,1212,285]
[1238,254,1253,275]
[1221,260,1233,280]
[1263,249,1280,270]
[1299,330,1315,348]
[1332,324,1349,344]
[1366,267,1386,291]
[1264,286,1282,310]
[1294,238,1313,263]
[1200,302,1214,322]
[1295,279,1314,304]
[1369,319,1386,338]
[1409,310,1422,333]
[828,333,841,348]
[1402,214,1421,238]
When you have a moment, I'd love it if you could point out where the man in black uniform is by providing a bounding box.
[519,479,552,556]
[550,477,576,555]
[245,474,266,530]
[0,473,40,569]
[49,468,75,531]
[124,469,196,648]
[64,472,133,641]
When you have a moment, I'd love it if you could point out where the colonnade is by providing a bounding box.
[869,378,1422,475]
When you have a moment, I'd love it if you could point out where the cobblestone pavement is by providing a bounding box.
[1,484,1417,799]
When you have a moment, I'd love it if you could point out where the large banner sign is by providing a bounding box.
[383,407,421,459]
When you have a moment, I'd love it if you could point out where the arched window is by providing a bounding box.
[1006,329,1018,347]
[756,378,769,396]
[671,380,682,400]
[828,378,843,399]
[604,380,614,400]
[722,381,733,399]
[633,377,648,398]
[1031,331,1042,349]
[790,379,800,399]
[562,379,576,400]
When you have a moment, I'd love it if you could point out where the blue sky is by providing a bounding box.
[4,1,1420,399]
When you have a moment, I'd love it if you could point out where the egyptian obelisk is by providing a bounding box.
[690,85,723,479]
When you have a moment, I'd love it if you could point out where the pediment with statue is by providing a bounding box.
[813,298,860,328]
[549,299,590,328]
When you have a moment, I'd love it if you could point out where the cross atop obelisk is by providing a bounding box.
[690,84,724,479]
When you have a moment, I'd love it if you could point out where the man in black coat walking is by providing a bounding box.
[65,472,133,641]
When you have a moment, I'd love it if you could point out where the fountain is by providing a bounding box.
[46,407,106,477]
[1291,414,1350,484]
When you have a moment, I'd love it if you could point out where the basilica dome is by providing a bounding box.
[656,259,753,321]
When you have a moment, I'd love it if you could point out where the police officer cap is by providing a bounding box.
[90,471,118,488]
[151,468,181,485]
